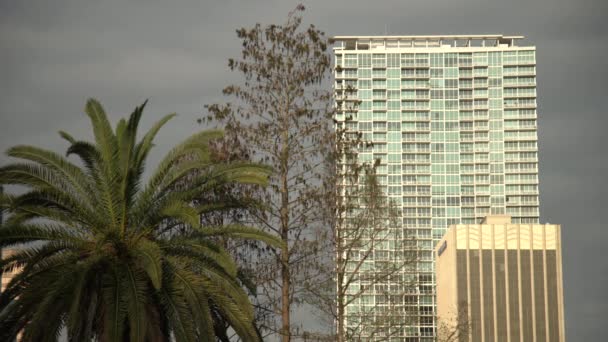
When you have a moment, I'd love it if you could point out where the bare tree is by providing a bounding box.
[203,5,333,341]
[298,72,419,340]
[305,108,421,341]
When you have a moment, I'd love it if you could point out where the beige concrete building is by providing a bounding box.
[1,248,23,342]
[435,215,565,342]
[1,248,21,292]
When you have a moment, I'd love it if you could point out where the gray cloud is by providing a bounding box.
[1,0,607,339]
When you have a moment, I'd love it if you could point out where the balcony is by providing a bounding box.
[503,92,537,99]
[504,133,538,141]
[401,74,430,80]
[504,101,536,109]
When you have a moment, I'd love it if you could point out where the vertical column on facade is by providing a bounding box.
[491,224,498,342]
[529,226,537,342]
[478,225,485,342]
[465,226,472,342]
[542,225,550,341]
[516,224,524,342]
[503,224,511,342]
[556,226,566,342]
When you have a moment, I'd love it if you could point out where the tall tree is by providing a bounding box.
[204,5,333,341]
[0,99,280,341]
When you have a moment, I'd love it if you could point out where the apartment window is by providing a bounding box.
[489,78,502,87]
[342,55,358,69]
[372,54,386,68]
[335,54,342,67]
[431,68,443,78]
[388,79,400,89]
[387,53,400,67]
[358,79,371,89]
[358,68,371,78]
[387,68,400,78]
[445,79,459,88]
[359,90,371,100]
[430,53,444,67]
[373,79,386,88]
[388,122,401,131]
[373,111,387,120]
[372,121,386,131]
[358,54,371,67]
[473,52,488,65]
[372,68,386,78]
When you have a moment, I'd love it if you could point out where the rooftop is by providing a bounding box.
[332,34,524,40]
[332,34,528,50]
[481,215,512,224]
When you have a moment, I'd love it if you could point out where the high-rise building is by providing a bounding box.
[435,215,565,342]
[332,35,540,340]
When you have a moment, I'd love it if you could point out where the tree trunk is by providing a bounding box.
[280,122,291,342]
[336,231,345,342]
[281,239,290,342]
[337,298,345,342]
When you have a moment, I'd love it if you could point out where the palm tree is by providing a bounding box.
[0,99,280,342]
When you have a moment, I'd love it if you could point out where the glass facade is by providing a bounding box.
[334,36,540,340]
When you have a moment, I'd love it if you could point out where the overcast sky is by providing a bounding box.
[1,0,607,339]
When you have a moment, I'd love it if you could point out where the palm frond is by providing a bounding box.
[196,224,284,248]
[132,238,163,290]
[101,267,127,341]
[0,99,276,341]
[6,145,94,202]
[0,223,86,248]
[122,262,148,342]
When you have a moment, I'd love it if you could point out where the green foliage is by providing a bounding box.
[0,98,281,341]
